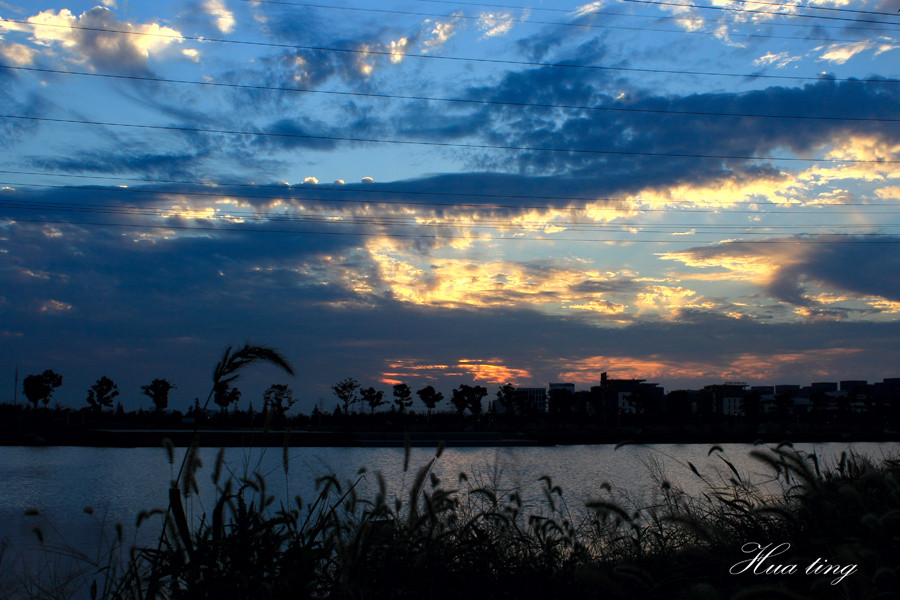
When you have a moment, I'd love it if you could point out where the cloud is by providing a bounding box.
[0,40,37,65]
[753,51,801,69]
[477,12,517,38]
[660,1,704,32]
[7,193,900,410]
[30,148,209,179]
[252,118,341,151]
[459,73,900,180]
[421,16,459,53]
[204,0,235,34]
[40,299,72,312]
[818,42,876,65]
[388,37,409,64]
[556,347,867,387]
[662,236,900,309]
[572,2,607,18]
[3,7,186,74]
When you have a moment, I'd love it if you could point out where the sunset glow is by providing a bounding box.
[0,0,897,410]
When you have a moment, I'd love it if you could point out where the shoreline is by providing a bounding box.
[3,426,899,447]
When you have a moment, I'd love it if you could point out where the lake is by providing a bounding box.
[1,441,898,580]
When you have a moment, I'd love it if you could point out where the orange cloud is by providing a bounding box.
[381,358,530,386]
[558,348,866,386]
[457,359,531,384]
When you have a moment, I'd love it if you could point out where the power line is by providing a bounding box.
[4,65,897,124]
[4,114,899,164]
[4,195,898,230]
[616,0,900,25]
[680,0,900,18]
[2,18,896,84]
[4,177,900,213]
[6,216,900,244]
[239,0,900,40]
[415,0,900,20]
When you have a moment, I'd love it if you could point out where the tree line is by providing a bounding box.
[329,377,489,419]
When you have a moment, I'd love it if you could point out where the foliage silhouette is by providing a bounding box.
[416,385,443,418]
[361,386,386,415]
[86,376,119,412]
[142,379,176,412]
[23,370,63,408]
[263,384,295,422]
[392,383,412,413]
[331,377,360,415]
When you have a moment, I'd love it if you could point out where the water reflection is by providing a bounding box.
[1,441,897,566]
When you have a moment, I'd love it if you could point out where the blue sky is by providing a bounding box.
[1,0,899,412]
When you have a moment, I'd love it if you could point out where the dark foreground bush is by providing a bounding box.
[6,441,897,600]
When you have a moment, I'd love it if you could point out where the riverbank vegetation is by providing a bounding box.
[6,347,900,445]
[4,347,899,598]
[2,442,899,599]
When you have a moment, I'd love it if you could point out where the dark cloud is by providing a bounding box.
[30,149,207,178]
[675,236,900,306]
[786,236,900,302]
[385,58,899,180]
[252,117,343,150]
[5,189,900,411]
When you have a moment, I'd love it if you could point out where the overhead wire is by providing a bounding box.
[414,0,900,20]
[237,0,900,41]
[2,3,898,241]
[1,17,897,84]
[615,0,900,25]
[3,114,899,164]
[3,65,898,124]
[6,216,900,244]
[3,176,900,213]
[4,193,900,228]
[2,180,899,244]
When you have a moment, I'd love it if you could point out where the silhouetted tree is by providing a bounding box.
[392,383,413,413]
[23,370,63,408]
[263,384,295,420]
[213,382,241,413]
[416,385,443,418]
[332,378,360,414]
[496,383,516,415]
[361,386,386,414]
[204,343,294,417]
[86,376,119,412]
[451,384,487,421]
[142,378,176,412]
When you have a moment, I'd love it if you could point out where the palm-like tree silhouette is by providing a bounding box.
[155,342,295,593]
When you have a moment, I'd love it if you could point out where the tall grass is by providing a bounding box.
[4,441,899,599]
[0,443,861,599]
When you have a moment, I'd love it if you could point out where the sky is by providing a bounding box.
[1,0,899,413]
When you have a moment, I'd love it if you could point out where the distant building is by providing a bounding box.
[750,385,774,397]
[593,372,664,420]
[516,387,548,414]
[491,387,547,414]
[775,384,801,395]
[811,382,838,393]
[548,382,575,394]
[840,380,868,393]
[703,383,748,416]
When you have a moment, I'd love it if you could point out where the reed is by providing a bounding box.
[59,441,885,600]
[5,442,898,599]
